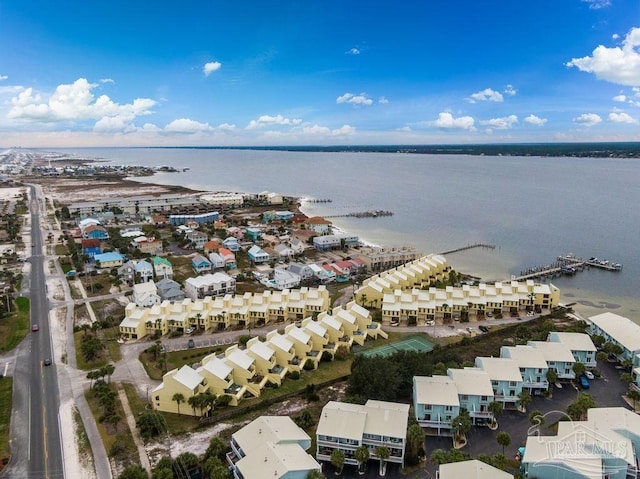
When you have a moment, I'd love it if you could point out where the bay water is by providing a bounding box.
[58,148,640,320]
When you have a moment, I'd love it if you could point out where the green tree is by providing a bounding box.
[375,445,390,476]
[591,335,605,348]
[330,448,345,475]
[529,409,545,427]
[171,393,185,415]
[627,389,640,411]
[354,445,370,474]
[136,411,164,440]
[406,423,425,464]
[118,465,149,479]
[546,368,558,386]
[518,390,532,411]
[488,400,503,427]
[596,351,608,363]
[430,449,448,467]
[306,470,324,479]
[620,372,634,386]
[205,437,228,462]
[572,362,586,378]
[452,410,472,440]
[496,431,511,455]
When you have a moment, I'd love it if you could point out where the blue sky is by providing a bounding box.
[1,0,640,147]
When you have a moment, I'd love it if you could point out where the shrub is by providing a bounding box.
[287,370,301,380]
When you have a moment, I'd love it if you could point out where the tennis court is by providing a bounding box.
[360,336,435,358]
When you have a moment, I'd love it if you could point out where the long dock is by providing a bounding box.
[325,210,393,219]
[440,243,496,255]
[511,254,622,281]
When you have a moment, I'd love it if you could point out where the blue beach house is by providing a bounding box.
[248,245,270,264]
[413,375,460,436]
[547,332,597,368]
[475,357,523,409]
[500,345,549,394]
[447,368,494,425]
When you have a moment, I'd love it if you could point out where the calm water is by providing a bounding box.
[58,148,640,319]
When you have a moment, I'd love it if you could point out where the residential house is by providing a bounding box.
[226,227,244,240]
[288,263,314,282]
[246,337,287,385]
[228,416,319,479]
[548,332,597,368]
[132,282,161,308]
[309,263,335,283]
[208,252,225,269]
[316,400,410,467]
[218,247,237,269]
[151,365,208,415]
[528,340,576,380]
[446,368,494,425]
[185,231,208,250]
[273,243,294,260]
[289,238,305,255]
[200,192,244,207]
[244,227,261,242]
[266,331,303,372]
[499,345,549,394]
[150,214,167,226]
[191,254,212,275]
[134,259,154,282]
[156,278,185,302]
[184,272,236,300]
[413,375,460,436]
[587,312,640,364]
[248,245,270,264]
[197,354,245,406]
[153,256,173,280]
[304,216,332,235]
[273,268,301,290]
[312,234,359,251]
[81,238,102,258]
[203,240,221,254]
[224,346,263,398]
[223,236,240,252]
[117,260,136,285]
[93,252,124,268]
[169,211,219,226]
[285,326,319,370]
[83,224,109,240]
[131,236,163,255]
[474,357,523,408]
[437,460,514,479]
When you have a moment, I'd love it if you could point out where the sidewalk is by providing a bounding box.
[117,384,151,472]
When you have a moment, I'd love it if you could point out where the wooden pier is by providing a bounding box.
[325,210,393,219]
[511,254,622,281]
[440,243,496,255]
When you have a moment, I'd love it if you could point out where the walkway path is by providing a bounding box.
[117,384,151,471]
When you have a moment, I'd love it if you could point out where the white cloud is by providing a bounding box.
[566,27,640,86]
[94,115,135,133]
[100,78,114,84]
[504,84,517,96]
[303,125,330,135]
[0,75,8,81]
[524,114,547,126]
[203,61,222,76]
[378,96,389,104]
[331,125,356,136]
[608,111,639,123]
[467,88,504,103]
[480,114,518,129]
[164,118,213,133]
[7,78,156,125]
[336,92,373,106]
[573,113,603,126]
[613,94,627,102]
[582,0,611,9]
[433,112,475,130]
[346,48,360,55]
[612,33,620,40]
[216,123,236,131]
[246,114,303,129]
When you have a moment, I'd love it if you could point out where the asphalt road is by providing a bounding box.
[4,186,64,479]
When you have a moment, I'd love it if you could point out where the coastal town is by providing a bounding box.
[0,149,639,479]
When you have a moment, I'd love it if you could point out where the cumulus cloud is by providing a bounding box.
[346,48,360,55]
[0,75,8,81]
[303,125,331,135]
[100,78,115,84]
[566,27,640,86]
[480,115,518,129]
[203,61,222,76]
[573,113,603,126]
[164,118,213,133]
[246,114,302,130]
[613,94,627,102]
[524,114,547,126]
[608,111,639,123]
[94,115,136,133]
[216,123,236,131]
[378,96,389,104]
[582,0,611,9]
[504,84,517,96]
[467,88,504,103]
[331,125,356,136]
[612,33,620,40]
[336,92,373,106]
[433,112,475,130]
[7,78,156,125]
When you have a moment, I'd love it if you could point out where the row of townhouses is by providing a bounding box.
[151,302,387,412]
[413,331,597,436]
[119,286,332,339]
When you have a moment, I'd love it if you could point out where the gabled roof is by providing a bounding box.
[249,341,276,361]
[588,312,640,354]
[414,375,460,406]
[199,356,232,381]
[439,460,513,479]
[171,365,204,390]
[548,332,597,352]
[528,341,575,363]
[233,416,311,455]
[227,349,255,370]
[236,442,319,479]
[447,368,494,397]
[475,357,523,382]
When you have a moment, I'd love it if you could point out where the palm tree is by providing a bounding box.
[620,372,634,387]
[102,364,115,384]
[330,449,345,475]
[488,400,503,427]
[596,351,608,363]
[546,368,558,387]
[374,445,390,476]
[172,393,185,415]
[518,389,532,412]
[354,445,370,475]
[187,395,199,416]
[306,470,324,479]
[626,389,640,411]
[406,423,425,460]
[572,361,586,378]
[496,431,511,455]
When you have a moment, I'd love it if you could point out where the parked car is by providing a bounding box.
[186,327,195,335]
[187,339,195,349]
[479,325,490,333]
[579,374,590,389]
[584,370,595,380]
[32,324,39,332]
[527,311,535,317]
[486,311,493,318]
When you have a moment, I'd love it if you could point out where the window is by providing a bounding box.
[460,394,468,401]
[481,396,488,401]
[509,381,517,387]
[445,405,454,412]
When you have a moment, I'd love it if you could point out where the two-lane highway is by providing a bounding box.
[4,185,64,479]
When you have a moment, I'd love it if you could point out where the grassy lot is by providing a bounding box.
[54,244,68,256]
[79,274,117,298]
[0,296,30,352]
[167,255,196,284]
[84,386,138,464]
[140,345,228,380]
[0,377,12,469]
